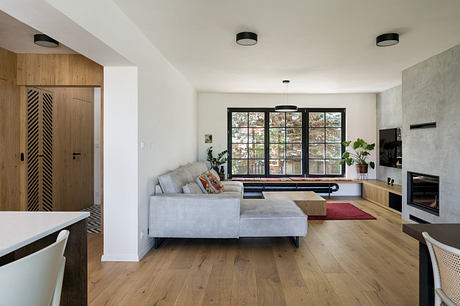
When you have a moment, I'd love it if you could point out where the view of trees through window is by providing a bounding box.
[229,108,344,177]
[231,112,265,175]
[308,112,343,175]
[269,112,302,175]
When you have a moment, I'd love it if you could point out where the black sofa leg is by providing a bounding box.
[154,237,165,249]
[291,236,300,248]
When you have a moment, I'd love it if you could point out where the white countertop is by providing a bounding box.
[0,212,90,257]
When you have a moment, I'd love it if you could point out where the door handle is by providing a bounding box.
[73,152,81,160]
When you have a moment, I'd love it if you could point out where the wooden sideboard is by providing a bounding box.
[362,180,402,214]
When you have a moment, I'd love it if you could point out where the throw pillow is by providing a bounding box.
[210,168,221,182]
[205,170,224,193]
[196,170,224,194]
[182,182,203,194]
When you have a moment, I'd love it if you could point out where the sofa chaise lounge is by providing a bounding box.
[149,162,308,247]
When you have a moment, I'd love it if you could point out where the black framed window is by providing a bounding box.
[230,111,265,175]
[228,108,345,177]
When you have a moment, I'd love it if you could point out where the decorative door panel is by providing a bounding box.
[26,88,54,211]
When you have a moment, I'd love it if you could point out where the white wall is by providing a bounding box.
[198,93,377,179]
[102,67,139,261]
[137,65,197,258]
[40,0,199,260]
[94,88,101,205]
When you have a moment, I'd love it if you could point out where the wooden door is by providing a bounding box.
[24,87,94,211]
[53,88,94,211]
[70,88,94,210]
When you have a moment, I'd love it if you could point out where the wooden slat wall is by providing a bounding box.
[0,48,20,211]
[16,54,103,86]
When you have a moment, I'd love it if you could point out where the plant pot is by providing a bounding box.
[356,164,368,174]
[219,166,225,180]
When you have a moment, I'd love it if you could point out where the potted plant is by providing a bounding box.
[339,138,375,174]
[206,147,228,179]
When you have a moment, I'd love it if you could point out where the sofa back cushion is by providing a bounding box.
[158,170,189,194]
[188,161,208,178]
[182,182,203,194]
[197,170,224,194]
[177,164,194,183]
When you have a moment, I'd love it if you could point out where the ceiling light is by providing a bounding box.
[275,80,298,112]
[236,32,257,46]
[34,34,59,48]
[376,33,399,47]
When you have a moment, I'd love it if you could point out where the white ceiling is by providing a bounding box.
[0,10,76,54]
[115,0,460,94]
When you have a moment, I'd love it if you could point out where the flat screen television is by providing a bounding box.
[379,128,402,168]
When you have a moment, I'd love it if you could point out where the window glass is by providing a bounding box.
[231,112,265,175]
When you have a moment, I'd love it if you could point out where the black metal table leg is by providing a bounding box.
[291,236,299,248]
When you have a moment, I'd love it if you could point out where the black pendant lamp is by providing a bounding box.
[275,80,297,112]
[34,34,59,48]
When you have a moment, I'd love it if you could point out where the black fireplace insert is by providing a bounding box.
[407,172,439,215]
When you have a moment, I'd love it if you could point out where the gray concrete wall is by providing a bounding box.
[376,85,403,184]
[402,43,460,223]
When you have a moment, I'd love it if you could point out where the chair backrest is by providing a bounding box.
[422,232,460,306]
[0,230,69,306]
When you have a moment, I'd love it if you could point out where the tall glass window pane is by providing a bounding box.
[308,111,343,176]
[269,111,303,175]
[231,111,265,175]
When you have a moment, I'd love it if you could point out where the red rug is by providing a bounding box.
[308,203,376,220]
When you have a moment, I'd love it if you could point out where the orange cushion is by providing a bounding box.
[197,170,224,194]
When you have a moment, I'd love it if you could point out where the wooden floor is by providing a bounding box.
[88,197,419,305]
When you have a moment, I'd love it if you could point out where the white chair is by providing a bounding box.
[0,230,69,306]
[422,232,460,306]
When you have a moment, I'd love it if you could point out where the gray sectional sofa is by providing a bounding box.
[149,161,307,247]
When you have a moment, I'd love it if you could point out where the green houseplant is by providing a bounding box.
[339,138,376,174]
[206,147,228,176]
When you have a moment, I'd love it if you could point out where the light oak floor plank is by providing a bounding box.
[88,197,418,305]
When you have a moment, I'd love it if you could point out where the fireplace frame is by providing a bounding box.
[407,171,440,216]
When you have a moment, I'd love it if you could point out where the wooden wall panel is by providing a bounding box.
[0,47,20,210]
[16,54,103,86]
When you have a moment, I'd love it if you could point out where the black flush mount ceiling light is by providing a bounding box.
[376,33,399,47]
[275,80,298,112]
[236,32,258,46]
[34,34,59,48]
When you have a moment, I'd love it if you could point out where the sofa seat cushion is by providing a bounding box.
[222,185,243,194]
[239,199,307,237]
